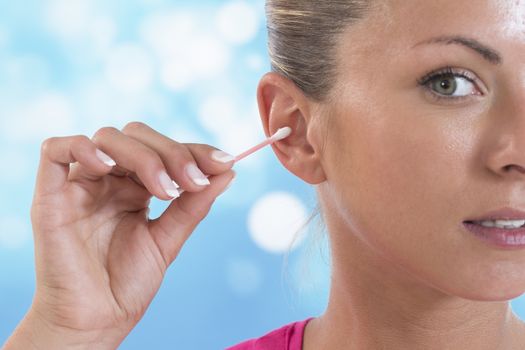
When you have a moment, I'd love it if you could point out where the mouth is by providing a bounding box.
[464,219,525,229]
[463,221,525,248]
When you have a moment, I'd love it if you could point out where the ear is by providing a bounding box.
[257,72,327,185]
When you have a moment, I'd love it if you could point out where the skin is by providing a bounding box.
[3,123,236,349]
[258,0,525,349]
[3,0,525,349]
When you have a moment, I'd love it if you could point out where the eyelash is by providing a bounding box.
[417,66,481,103]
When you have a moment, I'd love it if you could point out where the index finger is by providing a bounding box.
[122,122,235,192]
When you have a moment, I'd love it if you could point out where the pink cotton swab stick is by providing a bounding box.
[176,126,292,196]
[233,126,292,162]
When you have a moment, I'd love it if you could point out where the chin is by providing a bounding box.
[461,289,525,302]
[446,278,525,302]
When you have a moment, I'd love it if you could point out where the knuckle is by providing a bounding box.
[72,135,92,147]
[40,137,59,155]
[140,149,163,169]
[185,142,218,161]
[178,200,210,223]
[122,121,147,133]
[92,126,118,141]
[167,142,192,161]
[194,203,212,219]
[193,202,213,221]
[184,142,206,153]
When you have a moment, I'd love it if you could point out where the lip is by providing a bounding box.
[463,207,525,249]
[464,207,525,222]
[463,222,525,249]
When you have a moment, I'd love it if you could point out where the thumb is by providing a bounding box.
[147,170,236,266]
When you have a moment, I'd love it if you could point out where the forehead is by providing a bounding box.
[333,0,525,76]
[353,0,525,47]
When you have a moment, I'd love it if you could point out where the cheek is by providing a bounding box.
[333,109,468,243]
[327,108,525,299]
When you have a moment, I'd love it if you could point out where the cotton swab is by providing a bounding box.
[234,126,292,162]
[176,126,292,196]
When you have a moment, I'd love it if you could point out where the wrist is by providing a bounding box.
[3,308,125,350]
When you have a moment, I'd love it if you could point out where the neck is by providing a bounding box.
[304,199,524,349]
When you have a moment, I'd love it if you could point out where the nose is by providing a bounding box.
[484,84,525,179]
[487,144,525,177]
[502,163,525,175]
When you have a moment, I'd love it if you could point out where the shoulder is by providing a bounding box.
[226,318,314,350]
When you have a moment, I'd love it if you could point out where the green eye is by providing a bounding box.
[431,74,457,95]
[427,73,476,97]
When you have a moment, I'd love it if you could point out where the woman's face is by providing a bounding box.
[321,0,525,300]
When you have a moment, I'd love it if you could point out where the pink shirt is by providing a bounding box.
[226,318,313,350]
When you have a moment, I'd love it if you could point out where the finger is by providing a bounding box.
[91,126,181,201]
[121,122,235,194]
[107,164,147,187]
[147,170,236,266]
[109,164,131,177]
[35,135,116,197]
[68,162,146,190]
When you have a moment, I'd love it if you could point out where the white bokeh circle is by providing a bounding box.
[248,191,309,253]
[198,94,238,133]
[187,35,231,78]
[140,11,232,91]
[105,43,154,94]
[44,0,95,39]
[89,16,117,56]
[160,61,193,91]
[4,92,75,142]
[140,11,197,60]
[216,1,260,45]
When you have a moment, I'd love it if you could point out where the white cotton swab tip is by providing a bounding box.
[269,126,292,142]
[234,126,292,162]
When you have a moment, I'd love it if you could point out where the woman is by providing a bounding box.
[4,0,525,349]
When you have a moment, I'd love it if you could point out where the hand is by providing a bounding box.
[3,122,236,349]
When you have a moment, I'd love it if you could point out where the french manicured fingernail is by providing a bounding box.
[96,149,116,167]
[158,170,180,198]
[211,150,235,163]
[185,163,210,186]
[220,173,236,195]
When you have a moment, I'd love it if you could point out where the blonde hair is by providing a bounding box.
[265,1,369,101]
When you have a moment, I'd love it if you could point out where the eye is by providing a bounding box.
[417,67,483,101]
[430,74,474,97]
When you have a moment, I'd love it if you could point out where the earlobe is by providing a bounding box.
[257,72,327,185]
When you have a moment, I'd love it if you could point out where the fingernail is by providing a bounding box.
[158,170,180,198]
[185,163,210,186]
[96,149,116,167]
[211,150,235,163]
[220,173,236,195]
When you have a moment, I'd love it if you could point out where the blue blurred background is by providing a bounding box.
[0,1,524,349]
[0,1,330,349]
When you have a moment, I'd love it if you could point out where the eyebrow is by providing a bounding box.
[413,35,503,65]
